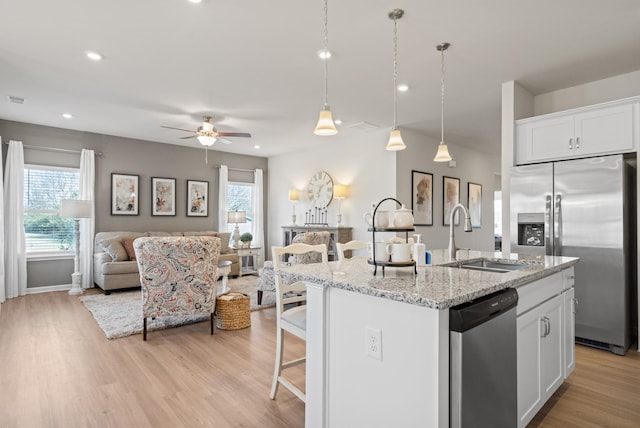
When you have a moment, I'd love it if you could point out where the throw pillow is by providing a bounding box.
[121,238,137,261]
[100,238,129,261]
[217,232,231,253]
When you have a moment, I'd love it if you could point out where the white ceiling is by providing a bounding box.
[1,0,639,157]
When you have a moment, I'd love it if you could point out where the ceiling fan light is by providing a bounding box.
[202,122,214,133]
[433,143,452,162]
[314,107,338,136]
[197,135,216,146]
[386,128,406,151]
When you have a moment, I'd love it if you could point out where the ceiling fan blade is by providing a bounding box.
[217,132,251,138]
[218,137,233,144]
[161,125,197,133]
[180,135,198,139]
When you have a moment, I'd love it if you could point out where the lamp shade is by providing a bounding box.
[227,211,247,224]
[197,135,216,146]
[60,199,92,219]
[333,184,349,199]
[288,189,300,201]
[433,143,453,162]
[314,108,338,136]
[386,129,406,151]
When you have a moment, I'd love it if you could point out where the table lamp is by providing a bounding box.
[227,210,247,247]
[333,184,349,226]
[60,199,92,295]
[289,189,300,225]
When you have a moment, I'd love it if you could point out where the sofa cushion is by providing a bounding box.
[121,237,137,261]
[100,238,129,261]
[184,231,231,253]
[101,260,140,275]
[146,231,172,237]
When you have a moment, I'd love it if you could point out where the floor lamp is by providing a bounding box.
[60,199,92,296]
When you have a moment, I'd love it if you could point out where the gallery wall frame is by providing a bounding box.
[186,180,208,217]
[468,182,482,228]
[411,170,433,226]
[443,176,460,226]
[151,177,176,216]
[111,173,139,215]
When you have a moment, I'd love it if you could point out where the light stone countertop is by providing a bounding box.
[274,249,579,310]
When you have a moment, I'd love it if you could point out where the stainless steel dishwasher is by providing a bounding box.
[450,287,519,428]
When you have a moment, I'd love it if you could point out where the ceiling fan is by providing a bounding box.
[161,116,251,163]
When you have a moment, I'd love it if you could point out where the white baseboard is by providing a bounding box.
[26,284,72,294]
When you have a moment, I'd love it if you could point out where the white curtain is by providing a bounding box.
[252,169,265,266]
[218,165,229,232]
[3,141,26,300]
[79,149,95,289]
[0,136,4,304]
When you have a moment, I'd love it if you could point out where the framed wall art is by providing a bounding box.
[186,180,208,217]
[443,176,460,226]
[411,170,433,226]
[468,182,482,228]
[111,173,139,215]
[151,177,176,216]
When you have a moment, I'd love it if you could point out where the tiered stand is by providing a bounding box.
[368,197,416,276]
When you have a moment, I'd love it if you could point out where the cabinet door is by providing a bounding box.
[517,307,543,428]
[563,287,576,378]
[539,295,564,398]
[516,115,574,164]
[574,103,634,156]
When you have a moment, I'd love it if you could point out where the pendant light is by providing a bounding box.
[385,9,406,151]
[433,42,453,162]
[313,0,338,136]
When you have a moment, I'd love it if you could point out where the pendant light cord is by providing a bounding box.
[440,46,445,143]
[392,16,399,129]
[323,0,329,108]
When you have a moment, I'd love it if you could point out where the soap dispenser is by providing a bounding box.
[412,234,426,266]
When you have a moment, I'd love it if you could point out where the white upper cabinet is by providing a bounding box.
[516,98,639,165]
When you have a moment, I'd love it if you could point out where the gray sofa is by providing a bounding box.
[93,231,239,294]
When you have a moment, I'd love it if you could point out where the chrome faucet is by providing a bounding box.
[449,203,473,259]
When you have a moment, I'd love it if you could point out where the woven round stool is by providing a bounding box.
[215,292,251,330]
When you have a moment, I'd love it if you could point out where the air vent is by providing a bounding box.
[8,96,25,104]
[347,122,380,132]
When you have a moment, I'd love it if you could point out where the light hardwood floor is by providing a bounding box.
[1,290,639,427]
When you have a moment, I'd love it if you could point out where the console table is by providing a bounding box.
[281,226,352,261]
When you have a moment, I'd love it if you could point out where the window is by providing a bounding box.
[24,165,80,254]
[227,182,254,236]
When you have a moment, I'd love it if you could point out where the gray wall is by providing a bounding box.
[1,119,268,288]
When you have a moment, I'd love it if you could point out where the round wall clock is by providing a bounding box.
[308,171,334,208]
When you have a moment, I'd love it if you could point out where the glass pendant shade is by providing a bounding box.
[197,135,216,146]
[314,107,338,136]
[386,128,406,151]
[433,143,452,162]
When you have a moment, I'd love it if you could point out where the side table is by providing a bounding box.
[216,260,232,295]
[234,246,261,277]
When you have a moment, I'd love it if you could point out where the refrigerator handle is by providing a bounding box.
[554,194,562,257]
[545,195,552,256]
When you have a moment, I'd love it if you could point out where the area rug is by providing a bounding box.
[80,276,275,339]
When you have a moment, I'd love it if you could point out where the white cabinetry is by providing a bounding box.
[516,98,638,165]
[516,269,574,428]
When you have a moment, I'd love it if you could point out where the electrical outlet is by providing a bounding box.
[365,327,382,360]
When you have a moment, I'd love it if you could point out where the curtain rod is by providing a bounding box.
[3,142,103,157]
[214,165,257,173]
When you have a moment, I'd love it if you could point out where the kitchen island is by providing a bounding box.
[275,249,579,428]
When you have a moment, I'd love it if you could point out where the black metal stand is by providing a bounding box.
[367,197,416,276]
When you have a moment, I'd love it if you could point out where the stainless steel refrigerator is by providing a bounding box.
[510,154,637,355]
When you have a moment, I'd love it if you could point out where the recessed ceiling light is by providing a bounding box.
[62,113,73,119]
[317,49,332,59]
[334,119,343,125]
[86,51,102,61]
[397,83,409,92]
[254,144,261,149]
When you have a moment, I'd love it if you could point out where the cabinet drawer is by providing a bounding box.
[516,271,563,316]
[239,249,260,256]
[562,267,575,290]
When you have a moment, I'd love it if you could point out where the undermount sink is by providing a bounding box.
[454,259,532,274]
